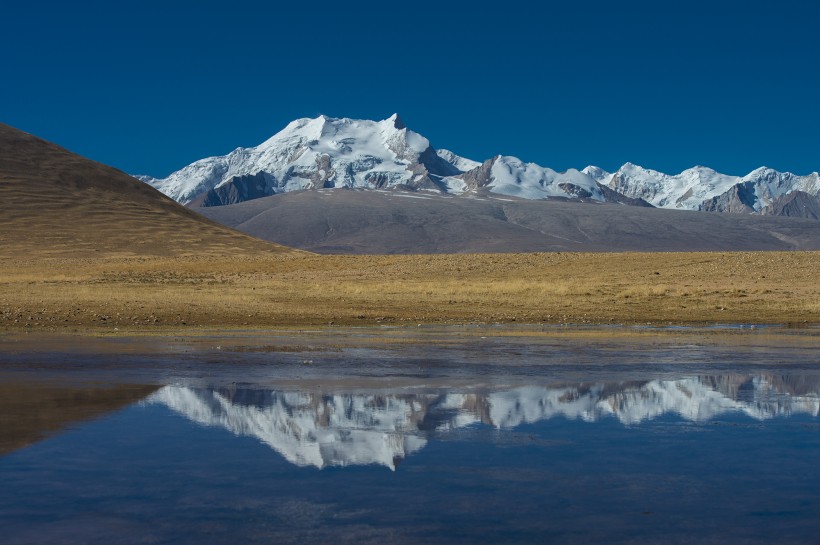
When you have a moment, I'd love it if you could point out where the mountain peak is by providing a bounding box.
[386,113,405,130]
[582,166,610,181]
[681,165,720,176]
[747,166,776,176]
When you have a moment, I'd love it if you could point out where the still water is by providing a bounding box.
[1,327,819,544]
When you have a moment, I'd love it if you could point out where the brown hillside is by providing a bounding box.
[0,123,294,258]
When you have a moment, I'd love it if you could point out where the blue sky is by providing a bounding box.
[2,0,818,177]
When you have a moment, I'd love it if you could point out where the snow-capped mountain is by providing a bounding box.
[147,375,820,470]
[436,148,481,173]
[136,114,608,207]
[136,114,819,218]
[584,163,820,214]
[137,114,457,205]
[452,156,605,201]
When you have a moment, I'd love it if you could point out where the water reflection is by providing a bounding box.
[0,383,158,455]
[148,375,820,470]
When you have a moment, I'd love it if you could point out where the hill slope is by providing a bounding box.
[0,123,293,258]
[199,189,820,254]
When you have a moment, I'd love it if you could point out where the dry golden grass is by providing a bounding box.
[1,251,817,332]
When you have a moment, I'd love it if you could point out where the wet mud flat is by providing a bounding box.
[1,325,820,544]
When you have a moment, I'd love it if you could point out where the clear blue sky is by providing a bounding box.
[2,0,818,177]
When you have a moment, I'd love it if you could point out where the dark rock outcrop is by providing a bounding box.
[458,157,497,189]
[558,183,594,199]
[701,181,757,213]
[596,183,653,207]
[198,172,273,207]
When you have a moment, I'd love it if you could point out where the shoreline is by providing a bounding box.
[2,321,819,345]
[2,319,820,338]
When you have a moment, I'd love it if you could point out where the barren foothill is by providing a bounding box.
[0,122,293,259]
[199,188,820,254]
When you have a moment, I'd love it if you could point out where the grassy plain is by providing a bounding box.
[1,251,817,332]
[2,122,817,333]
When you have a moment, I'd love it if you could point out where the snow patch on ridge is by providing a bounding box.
[437,149,481,173]
[481,156,604,201]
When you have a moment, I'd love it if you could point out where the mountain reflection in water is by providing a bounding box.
[148,375,820,470]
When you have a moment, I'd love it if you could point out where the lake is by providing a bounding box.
[1,326,819,544]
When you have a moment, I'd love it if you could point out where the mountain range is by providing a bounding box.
[2,118,817,258]
[137,114,820,220]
